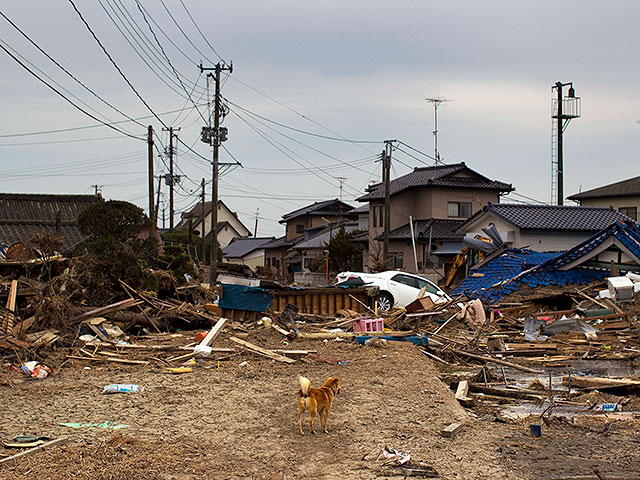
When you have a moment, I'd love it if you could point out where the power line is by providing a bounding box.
[68,0,168,129]
[177,0,225,63]
[227,99,382,145]
[231,109,362,197]
[0,10,147,130]
[133,0,208,124]
[97,0,202,100]
[0,41,143,142]
[0,103,207,139]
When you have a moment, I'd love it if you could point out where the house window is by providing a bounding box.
[372,206,377,228]
[390,252,403,269]
[266,258,271,267]
[296,224,304,234]
[448,202,472,218]
[619,207,637,221]
[378,206,385,227]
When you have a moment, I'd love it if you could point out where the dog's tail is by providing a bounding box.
[298,376,311,397]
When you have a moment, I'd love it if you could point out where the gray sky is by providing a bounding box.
[2,1,640,237]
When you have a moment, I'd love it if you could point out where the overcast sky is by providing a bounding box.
[2,1,640,237]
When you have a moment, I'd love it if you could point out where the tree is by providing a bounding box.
[78,200,149,241]
[327,226,364,272]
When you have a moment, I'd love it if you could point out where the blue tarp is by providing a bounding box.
[219,283,273,312]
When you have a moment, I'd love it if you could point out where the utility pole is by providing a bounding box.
[148,125,155,234]
[155,175,162,229]
[200,61,233,287]
[200,178,206,262]
[382,141,394,267]
[254,208,259,237]
[551,82,580,205]
[90,184,102,196]
[163,127,181,229]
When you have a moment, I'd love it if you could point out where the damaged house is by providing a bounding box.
[452,219,640,303]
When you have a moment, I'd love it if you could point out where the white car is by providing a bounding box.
[334,270,451,311]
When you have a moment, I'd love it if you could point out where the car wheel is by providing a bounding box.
[376,292,393,311]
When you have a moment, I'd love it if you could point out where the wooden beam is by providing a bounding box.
[5,280,18,312]
[198,317,228,347]
[229,336,296,364]
[69,298,137,324]
[449,348,544,374]
[0,437,68,465]
[441,422,464,438]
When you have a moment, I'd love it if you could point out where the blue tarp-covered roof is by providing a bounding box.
[219,284,273,312]
[450,220,640,303]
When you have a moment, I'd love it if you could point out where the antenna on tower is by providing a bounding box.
[425,97,451,165]
[335,176,347,202]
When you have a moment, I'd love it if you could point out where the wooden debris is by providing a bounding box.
[0,437,69,465]
[449,348,545,374]
[198,317,228,347]
[66,355,149,366]
[564,376,640,390]
[228,336,296,364]
[441,422,464,438]
[69,298,137,325]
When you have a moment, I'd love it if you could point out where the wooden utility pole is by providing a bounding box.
[147,125,155,234]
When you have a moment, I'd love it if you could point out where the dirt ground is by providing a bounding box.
[1,331,640,480]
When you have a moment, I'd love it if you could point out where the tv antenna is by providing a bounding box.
[425,97,451,165]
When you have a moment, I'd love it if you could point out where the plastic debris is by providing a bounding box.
[21,361,52,378]
[102,384,144,394]
[60,421,128,430]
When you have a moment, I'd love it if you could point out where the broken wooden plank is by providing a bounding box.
[5,280,18,312]
[0,437,68,465]
[228,336,296,364]
[66,355,148,366]
[449,348,544,374]
[198,317,228,347]
[455,380,469,400]
[69,298,137,325]
[441,422,464,438]
[563,376,640,390]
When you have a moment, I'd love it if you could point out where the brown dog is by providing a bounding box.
[297,376,340,434]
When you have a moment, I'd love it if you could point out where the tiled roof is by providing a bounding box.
[0,193,102,250]
[293,222,361,249]
[222,236,276,258]
[357,163,513,202]
[450,220,640,303]
[262,235,292,249]
[568,176,640,200]
[450,249,562,302]
[458,203,632,233]
[280,199,355,223]
[375,219,465,242]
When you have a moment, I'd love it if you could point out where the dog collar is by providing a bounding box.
[327,385,336,395]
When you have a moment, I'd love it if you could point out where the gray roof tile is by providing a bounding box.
[460,203,634,232]
[568,176,640,200]
[357,163,513,201]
